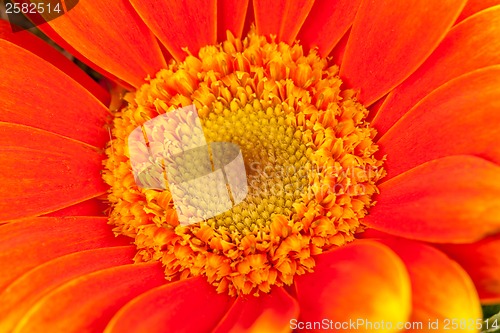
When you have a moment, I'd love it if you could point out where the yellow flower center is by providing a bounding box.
[103,31,385,296]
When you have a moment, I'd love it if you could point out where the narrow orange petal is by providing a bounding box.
[379,66,500,180]
[340,0,466,105]
[330,27,350,65]
[104,276,233,333]
[364,156,500,243]
[0,123,107,221]
[241,0,255,37]
[358,228,396,240]
[45,0,166,88]
[0,21,109,105]
[213,287,299,333]
[277,0,315,44]
[27,21,131,89]
[297,0,361,57]
[381,239,481,333]
[294,240,411,332]
[10,0,124,87]
[14,263,166,333]
[438,236,500,304]
[456,0,500,23]
[217,0,250,40]
[253,1,284,39]
[0,246,135,333]
[130,0,217,61]
[366,95,387,122]
[43,198,107,217]
[0,41,109,147]
[372,6,500,135]
[0,217,130,292]
[254,0,315,44]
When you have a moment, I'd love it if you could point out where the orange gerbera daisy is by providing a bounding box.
[1,0,500,332]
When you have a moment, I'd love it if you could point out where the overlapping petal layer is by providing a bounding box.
[438,236,500,304]
[105,276,233,333]
[0,123,107,221]
[217,0,250,40]
[373,6,500,134]
[43,198,107,217]
[0,217,129,291]
[0,246,135,333]
[253,0,314,44]
[45,0,166,87]
[340,0,466,105]
[381,239,481,333]
[457,0,500,22]
[0,21,109,104]
[295,241,411,333]
[0,41,109,147]
[14,263,166,333]
[297,0,361,57]
[364,156,500,243]
[130,0,216,62]
[379,66,500,179]
[213,287,299,333]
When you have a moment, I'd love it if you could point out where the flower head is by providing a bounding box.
[1,0,500,332]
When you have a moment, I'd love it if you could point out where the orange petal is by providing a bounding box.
[105,276,233,333]
[364,156,500,243]
[0,41,109,147]
[0,246,135,333]
[44,0,166,88]
[10,0,119,85]
[218,0,250,40]
[381,239,481,333]
[254,0,315,44]
[43,198,107,217]
[213,287,299,333]
[372,6,500,135]
[0,217,129,291]
[366,95,387,122]
[438,236,500,304]
[27,21,131,89]
[358,228,396,240]
[130,0,217,62]
[294,240,411,332]
[14,263,166,333]
[340,0,466,106]
[379,66,500,180]
[241,0,255,37]
[330,27,350,65]
[0,123,108,221]
[297,0,361,57]
[456,0,500,23]
[0,21,109,105]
